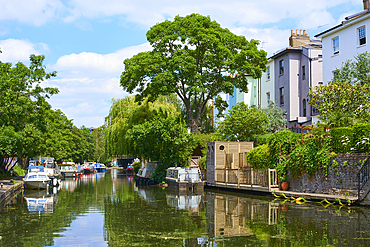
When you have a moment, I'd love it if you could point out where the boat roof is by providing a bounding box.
[28,166,45,172]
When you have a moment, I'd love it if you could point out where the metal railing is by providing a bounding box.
[215,168,278,191]
[357,158,370,200]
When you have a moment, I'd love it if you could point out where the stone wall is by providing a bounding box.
[287,153,370,197]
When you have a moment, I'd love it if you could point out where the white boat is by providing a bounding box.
[23,166,51,189]
[166,166,204,191]
[29,157,61,186]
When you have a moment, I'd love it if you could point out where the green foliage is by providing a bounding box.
[259,102,286,133]
[343,161,349,167]
[13,165,25,176]
[352,123,370,153]
[286,140,332,178]
[0,54,58,172]
[192,133,219,170]
[132,161,141,174]
[246,144,269,169]
[308,52,370,122]
[217,102,268,142]
[120,13,267,133]
[268,131,300,168]
[330,127,353,153]
[332,159,339,168]
[254,133,273,146]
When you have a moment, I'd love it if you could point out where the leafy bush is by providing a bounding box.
[247,144,270,169]
[132,161,141,174]
[330,127,353,153]
[254,133,273,147]
[268,131,300,168]
[353,123,370,153]
[13,165,26,176]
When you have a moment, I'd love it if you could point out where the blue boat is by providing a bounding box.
[94,163,107,173]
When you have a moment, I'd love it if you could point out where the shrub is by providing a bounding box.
[353,123,370,153]
[247,144,270,169]
[330,127,353,153]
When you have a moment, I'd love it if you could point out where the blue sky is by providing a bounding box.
[0,0,363,128]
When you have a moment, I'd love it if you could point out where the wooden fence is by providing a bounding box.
[214,168,279,192]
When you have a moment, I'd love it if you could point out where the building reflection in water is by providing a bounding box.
[206,192,278,239]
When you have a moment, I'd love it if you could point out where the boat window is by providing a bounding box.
[28,175,38,179]
[38,175,48,179]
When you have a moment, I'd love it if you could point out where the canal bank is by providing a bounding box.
[0,177,23,209]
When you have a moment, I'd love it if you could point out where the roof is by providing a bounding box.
[315,9,370,38]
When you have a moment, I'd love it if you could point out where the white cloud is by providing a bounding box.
[0,39,49,64]
[0,0,65,26]
[53,42,151,77]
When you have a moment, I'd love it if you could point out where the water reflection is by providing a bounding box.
[2,172,370,246]
[166,189,203,214]
[24,189,58,213]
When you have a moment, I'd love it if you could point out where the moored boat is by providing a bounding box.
[135,161,158,185]
[60,163,80,178]
[23,166,51,189]
[166,166,204,191]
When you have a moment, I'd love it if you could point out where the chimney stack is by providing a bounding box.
[289,29,310,47]
[364,0,369,9]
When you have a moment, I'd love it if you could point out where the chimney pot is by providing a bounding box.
[303,30,306,36]
[300,30,303,35]
[296,29,299,36]
[291,30,294,36]
[364,0,370,10]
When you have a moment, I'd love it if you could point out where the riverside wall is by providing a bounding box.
[287,153,370,204]
[0,179,23,210]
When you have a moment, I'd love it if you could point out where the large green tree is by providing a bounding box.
[0,54,58,172]
[217,102,268,142]
[308,52,370,123]
[120,13,267,134]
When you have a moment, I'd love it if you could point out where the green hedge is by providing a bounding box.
[353,123,370,153]
[247,144,269,169]
[330,127,353,153]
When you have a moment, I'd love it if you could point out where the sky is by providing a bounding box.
[0,0,364,128]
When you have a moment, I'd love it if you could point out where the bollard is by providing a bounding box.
[0,183,3,188]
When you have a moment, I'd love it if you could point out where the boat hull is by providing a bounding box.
[24,180,50,190]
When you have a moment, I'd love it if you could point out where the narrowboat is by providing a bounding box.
[166,166,204,191]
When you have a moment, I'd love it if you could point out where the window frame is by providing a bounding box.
[267,66,270,80]
[279,60,284,75]
[303,99,306,117]
[358,26,366,46]
[266,92,270,104]
[332,37,339,55]
[302,65,306,80]
[279,87,284,105]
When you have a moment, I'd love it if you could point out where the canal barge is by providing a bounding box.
[136,161,158,185]
[166,166,204,191]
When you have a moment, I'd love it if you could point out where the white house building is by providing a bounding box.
[315,0,370,83]
[260,59,275,108]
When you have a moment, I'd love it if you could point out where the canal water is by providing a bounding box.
[1,169,370,246]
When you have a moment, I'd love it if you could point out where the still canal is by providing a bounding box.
[1,169,370,246]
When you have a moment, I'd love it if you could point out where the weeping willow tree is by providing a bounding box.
[104,95,185,159]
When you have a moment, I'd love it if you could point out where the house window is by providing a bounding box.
[279,60,284,75]
[303,99,306,117]
[333,37,339,54]
[266,92,270,104]
[267,66,270,80]
[358,26,366,46]
[302,65,306,80]
[279,87,284,105]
